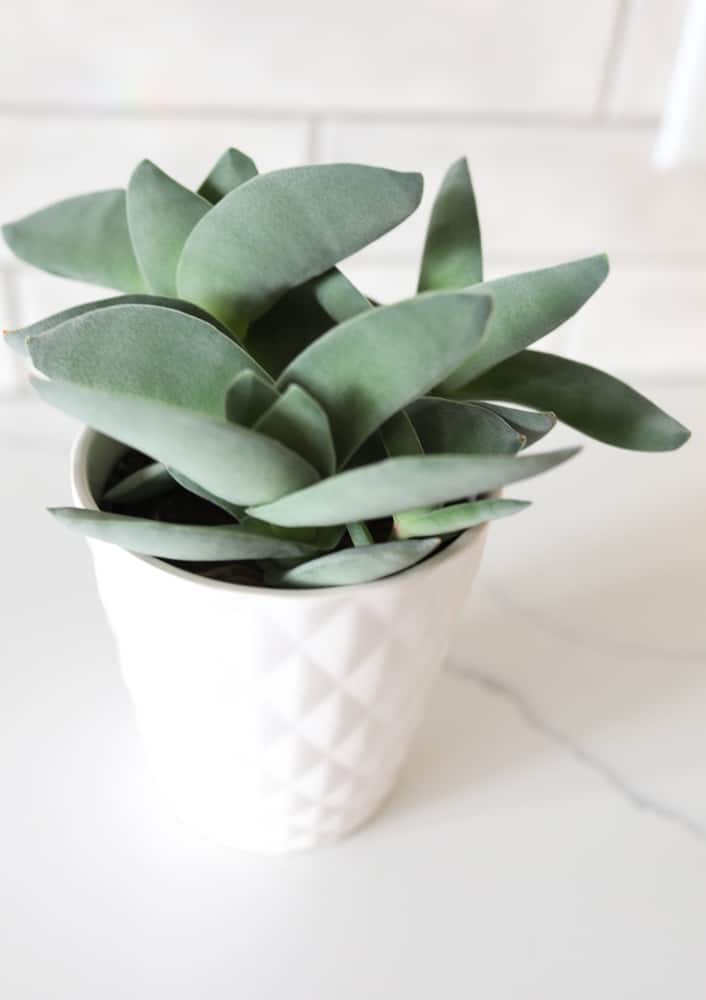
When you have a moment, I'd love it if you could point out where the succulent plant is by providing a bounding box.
[3,150,690,587]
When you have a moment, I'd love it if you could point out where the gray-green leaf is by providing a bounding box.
[248,448,578,526]
[103,462,174,504]
[49,507,318,560]
[311,268,371,322]
[418,157,482,292]
[476,403,557,447]
[3,293,239,356]
[270,538,440,588]
[438,254,609,392]
[394,498,530,538]
[245,278,335,377]
[198,148,258,204]
[32,378,319,505]
[3,190,144,292]
[254,384,336,477]
[177,164,423,332]
[225,370,279,425]
[453,350,691,452]
[278,290,492,465]
[28,303,269,416]
[407,397,523,454]
[127,160,210,296]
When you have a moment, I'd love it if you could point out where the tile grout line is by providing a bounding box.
[595,0,633,116]
[306,115,322,163]
[0,268,29,398]
[0,100,660,131]
[447,661,706,846]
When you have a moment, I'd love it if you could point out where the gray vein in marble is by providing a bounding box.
[447,661,706,846]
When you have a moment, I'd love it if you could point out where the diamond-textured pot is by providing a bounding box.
[72,428,490,852]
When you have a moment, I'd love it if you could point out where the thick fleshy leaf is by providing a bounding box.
[32,379,319,505]
[103,462,174,504]
[476,403,557,447]
[278,291,492,465]
[270,538,440,588]
[394,498,530,538]
[248,448,578,526]
[28,303,269,416]
[127,160,210,296]
[379,410,423,456]
[225,370,278,426]
[311,268,371,322]
[245,278,335,377]
[418,157,482,292]
[454,350,691,452]
[2,190,144,292]
[347,522,374,546]
[255,384,336,476]
[177,164,423,332]
[3,293,238,356]
[438,254,610,392]
[49,507,318,560]
[166,467,244,518]
[197,148,258,204]
[407,398,523,454]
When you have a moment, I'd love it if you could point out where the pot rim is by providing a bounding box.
[71,426,492,599]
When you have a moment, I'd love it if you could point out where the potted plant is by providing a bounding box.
[3,151,690,852]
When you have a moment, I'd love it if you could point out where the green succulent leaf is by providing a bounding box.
[102,461,174,504]
[347,521,374,546]
[198,148,258,204]
[225,370,279,426]
[438,254,609,393]
[248,447,578,526]
[127,160,210,297]
[245,278,335,378]
[49,507,318,560]
[269,537,440,588]
[32,378,319,505]
[177,164,423,332]
[2,190,144,292]
[379,410,424,456]
[278,291,492,465]
[3,293,242,356]
[28,303,270,416]
[418,157,482,292]
[394,498,530,538]
[407,397,523,454]
[254,384,336,477]
[453,350,691,452]
[311,268,371,322]
[166,467,244,518]
[476,403,557,447]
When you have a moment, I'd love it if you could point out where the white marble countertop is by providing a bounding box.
[1,382,704,999]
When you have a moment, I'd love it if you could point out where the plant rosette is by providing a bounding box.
[3,150,690,851]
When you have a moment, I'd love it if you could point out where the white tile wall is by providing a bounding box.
[0,0,703,393]
[0,0,617,114]
[607,0,688,116]
[0,114,310,259]
[320,121,706,262]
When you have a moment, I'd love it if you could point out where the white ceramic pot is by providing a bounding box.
[72,428,491,853]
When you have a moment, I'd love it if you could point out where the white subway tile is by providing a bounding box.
[607,0,688,116]
[0,114,309,262]
[320,121,706,264]
[0,0,617,114]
